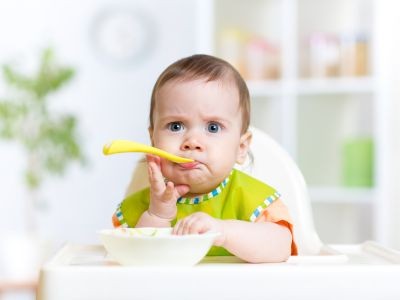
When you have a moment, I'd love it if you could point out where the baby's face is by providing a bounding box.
[150,79,250,196]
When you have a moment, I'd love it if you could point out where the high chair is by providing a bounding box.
[37,127,400,300]
[125,126,323,255]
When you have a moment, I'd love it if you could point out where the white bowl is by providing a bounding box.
[99,227,220,266]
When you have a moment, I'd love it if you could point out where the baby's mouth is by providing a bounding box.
[178,161,199,169]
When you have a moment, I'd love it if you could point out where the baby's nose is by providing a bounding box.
[181,137,204,151]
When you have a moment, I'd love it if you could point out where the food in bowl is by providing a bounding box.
[99,227,220,266]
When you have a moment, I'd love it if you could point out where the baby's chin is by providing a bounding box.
[183,186,217,198]
[170,175,220,195]
[165,168,204,182]
[185,179,223,196]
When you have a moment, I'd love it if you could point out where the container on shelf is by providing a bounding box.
[243,36,280,80]
[342,137,374,187]
[219,29,247,76]
[219,29,280,81]
[308,32,340,78]
[339,33,369,77]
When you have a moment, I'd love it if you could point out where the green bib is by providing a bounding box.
[115,169,279,256]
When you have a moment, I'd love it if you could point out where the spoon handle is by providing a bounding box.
[103,140,194,163]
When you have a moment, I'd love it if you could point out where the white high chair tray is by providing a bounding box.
[37,242,400,300]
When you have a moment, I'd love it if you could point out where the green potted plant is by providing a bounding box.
[0,48,85,233]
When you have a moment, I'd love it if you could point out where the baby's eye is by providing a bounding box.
[207,122,221,133]
[168,122,184,132]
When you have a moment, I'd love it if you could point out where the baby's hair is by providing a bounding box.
[149,54,250,134]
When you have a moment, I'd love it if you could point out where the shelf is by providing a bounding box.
[247,80,283,97]
[248,77,375,98]
[247,77,375,98]
[309,186,374,204]
[297,77,375,95]
[205,0,382,245]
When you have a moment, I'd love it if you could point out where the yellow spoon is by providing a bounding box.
[103,140,194,164]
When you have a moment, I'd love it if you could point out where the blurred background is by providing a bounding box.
[0,0,399,299]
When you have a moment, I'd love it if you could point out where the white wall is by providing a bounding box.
[374,0,400,250]
[0,0,199,244]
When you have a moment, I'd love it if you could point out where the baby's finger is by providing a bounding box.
[146,155,165,192]
[189,222,209,234]
[146,154,159,166]
[175,218,189,236]
[176,216,198,235]
[172,220,182,235]
[181,217,197,235]
[163,181,175,201]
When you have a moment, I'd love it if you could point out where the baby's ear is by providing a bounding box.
[236,131,252,164]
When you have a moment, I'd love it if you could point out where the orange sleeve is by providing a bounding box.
[112,213,122,228]
[255,199,298,255]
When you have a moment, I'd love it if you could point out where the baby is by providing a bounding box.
[112,54,297,262]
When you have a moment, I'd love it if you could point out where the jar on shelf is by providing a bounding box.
[308,33,340,78]
[341,137,374,187]
[219,29,247,76]
[339,33,369,77]
[243,36,280,80]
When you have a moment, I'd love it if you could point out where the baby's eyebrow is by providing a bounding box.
[158,115,188,123]
[157,114,232,126]
[203,115,231,124]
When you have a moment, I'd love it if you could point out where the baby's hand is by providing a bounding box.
[146,155,189,220]
[173,212,225,246]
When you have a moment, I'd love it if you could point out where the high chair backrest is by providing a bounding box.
[125,126,323,255]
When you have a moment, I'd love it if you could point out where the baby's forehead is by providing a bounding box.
[159,77,239,97]
[182,74,235,86]
[164,78,237,98]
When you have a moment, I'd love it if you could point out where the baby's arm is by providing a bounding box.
[136,155,189,227]
[173,212,292,263]
[219,219,292,263]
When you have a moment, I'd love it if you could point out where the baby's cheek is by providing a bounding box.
[160,161,176,180]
